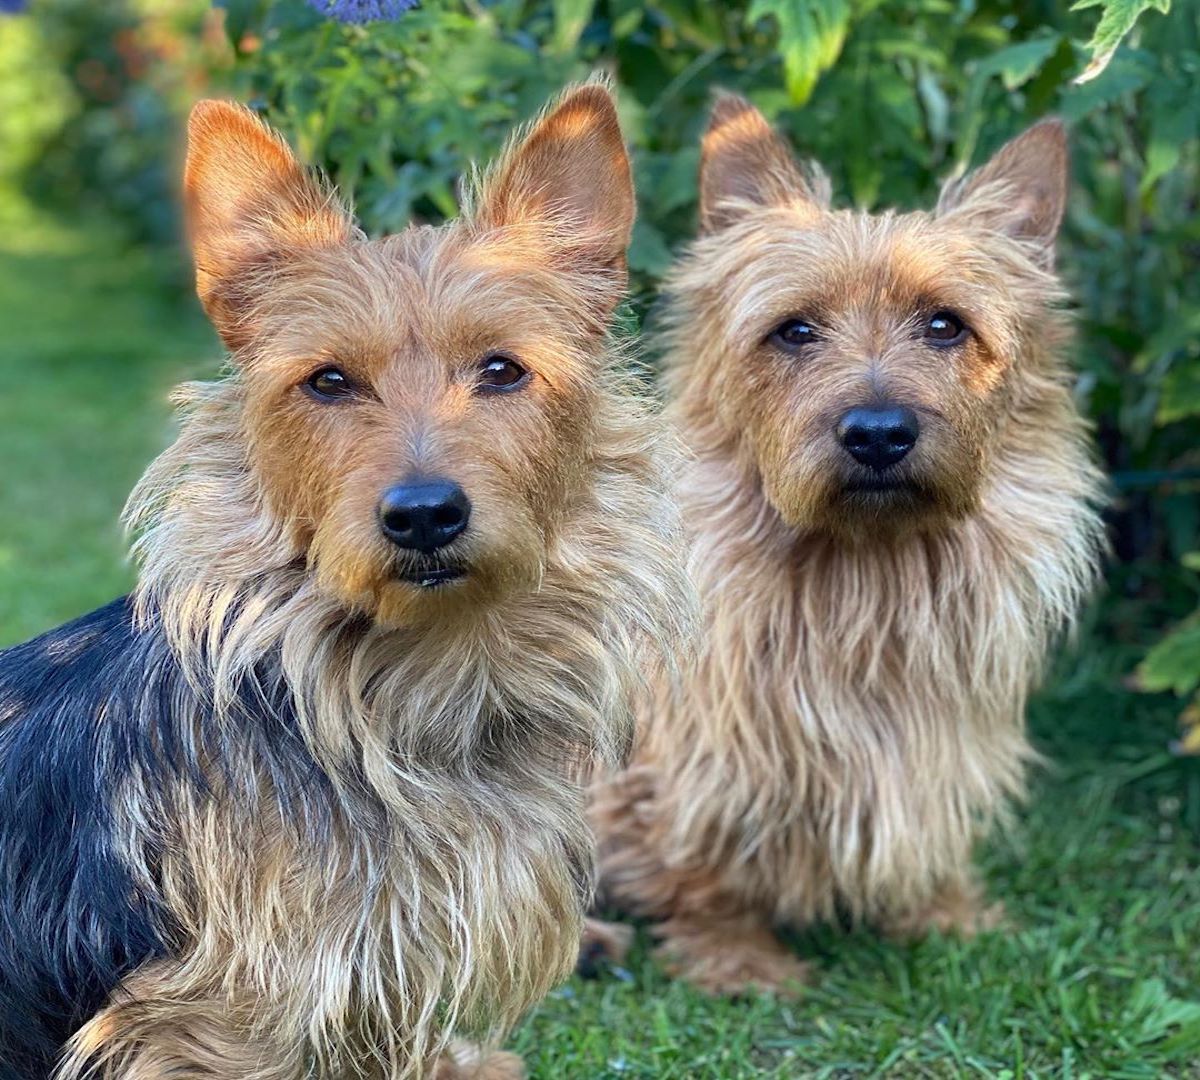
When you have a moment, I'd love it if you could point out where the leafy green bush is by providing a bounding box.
[0,12,74,186]
[1137,550,1200,754]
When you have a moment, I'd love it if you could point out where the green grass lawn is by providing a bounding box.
[0,193,219,642]
[1,201,1197,1079]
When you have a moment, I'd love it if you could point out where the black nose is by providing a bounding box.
[837,406,920,471]
[378,480,471,553]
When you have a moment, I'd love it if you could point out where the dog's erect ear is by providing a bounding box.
[699,94,828,233]
[937,119,1068,266]
[184,100,353,349]
[475,81,634,320]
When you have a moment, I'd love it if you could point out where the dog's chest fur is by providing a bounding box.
[3,597,596,1078]
[113,627,593,1072]
[144,771,584,1064]
[634,446,1101,924]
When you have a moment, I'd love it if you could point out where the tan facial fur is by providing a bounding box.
[182,87,635,627]
[672,95,1072,540]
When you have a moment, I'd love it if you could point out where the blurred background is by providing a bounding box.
[0,2,1197,1073]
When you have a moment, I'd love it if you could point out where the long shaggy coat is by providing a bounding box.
[0,84,686,1078]
[591,98,1105,993]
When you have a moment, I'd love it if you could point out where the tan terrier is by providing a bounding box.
[588,95,1105,996]
[0,83,688,1078]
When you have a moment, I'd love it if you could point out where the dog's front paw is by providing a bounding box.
[654,917,810,998]
[577,916,635,978]
[881,880,1008,940]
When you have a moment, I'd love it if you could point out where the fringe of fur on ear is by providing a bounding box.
[698,92,832,231]
[935,119,1068,264]
[459,76,636,330]
[185,99,369,350]
[935,174,1061,265]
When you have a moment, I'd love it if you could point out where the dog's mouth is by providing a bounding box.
[836,475,939,512]
[395,563,467,589]
[841,476,924,495]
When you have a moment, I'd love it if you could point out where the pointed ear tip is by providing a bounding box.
[187,99,218,138]
[186,99,262,144]
[708,92,758,129]
[189,97,224,116]
[553,81,619,118]
[711,90,750,108]
[1026,116,1068,151]
[537,82,623,149]
[189,98,241,124]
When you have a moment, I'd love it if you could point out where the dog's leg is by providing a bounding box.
[594,765,808,996]
[652,911,810,997]
[878,874,1006,941]
[433,1040,525,1080]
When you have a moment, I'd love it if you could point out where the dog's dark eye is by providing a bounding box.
[477,355,529,393]
[769,319,818,351]
[925,311,968,346]
[306,367,354,400]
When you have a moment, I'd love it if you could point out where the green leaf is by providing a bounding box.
[551,0,596,52]
[1058,49,1155,120]
[1157,361,1200,425]
[916,65,950,147]
[958,35,1061,165]
[1134,307,1200,374]
[1124,978,1200,1049]
[610,1,643,40]
[1025,35,1079,114]
[1138,613,1200,696]
[747,0,853,105]
[654,147,701,214]
[628,218,674,277]
[1142,98,1198,192]
[1175,698,1200,756]
[1072,0,1172,84]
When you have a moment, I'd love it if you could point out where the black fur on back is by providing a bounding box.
[0,598,329,1078]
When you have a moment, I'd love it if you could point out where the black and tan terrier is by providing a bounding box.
[0,82,686,1078]
[589,96,1105,995]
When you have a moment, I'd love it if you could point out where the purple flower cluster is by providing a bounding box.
[0,0,27,14]
[307,0,418,23]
